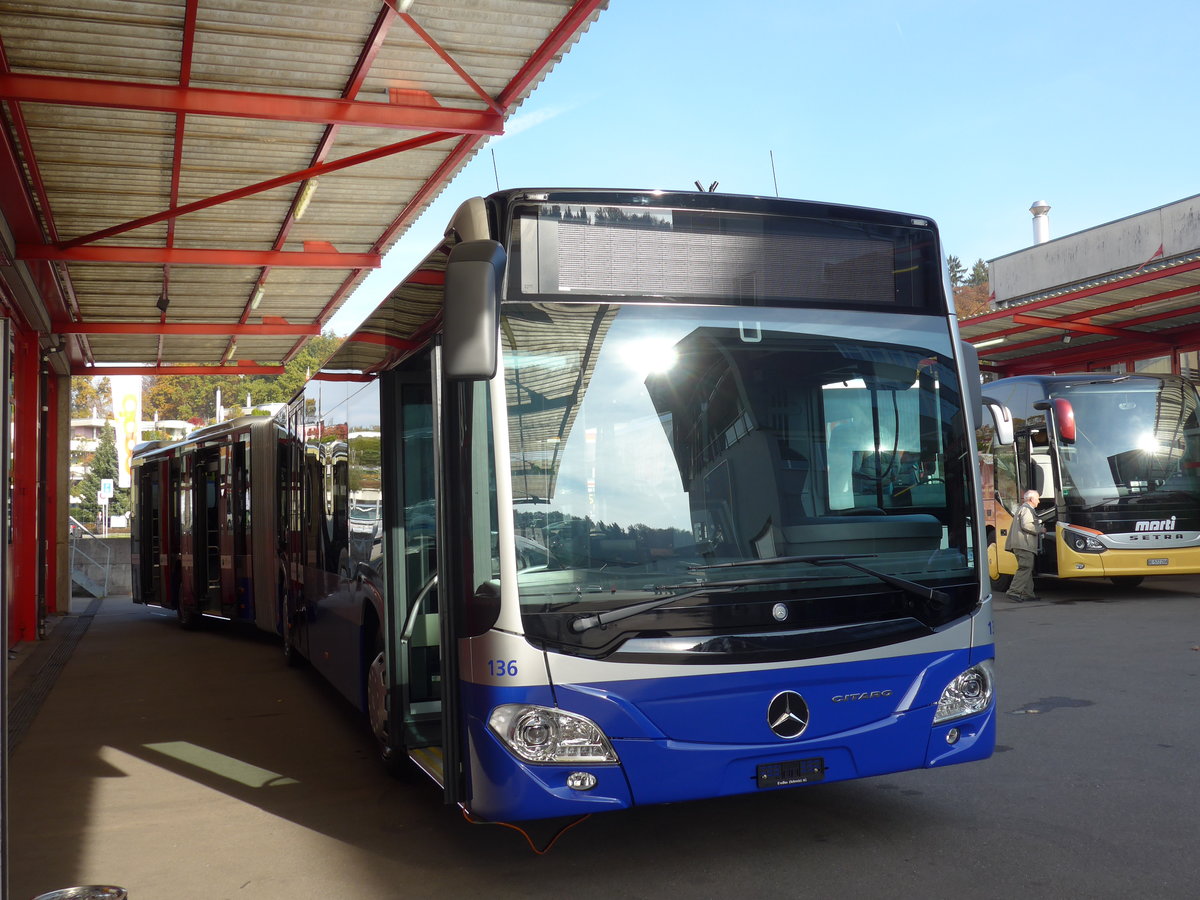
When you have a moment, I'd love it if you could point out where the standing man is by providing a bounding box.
[1005,489,1045,602]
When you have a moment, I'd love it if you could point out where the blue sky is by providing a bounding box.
[329,0,1200,334]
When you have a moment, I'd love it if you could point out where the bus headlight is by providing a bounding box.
[488,704,619,765]
[1063,528,1105,553]
[933,660,994,724]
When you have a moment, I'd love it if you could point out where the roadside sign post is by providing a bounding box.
[98,479,114,536]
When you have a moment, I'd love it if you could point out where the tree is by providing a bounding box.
[967,258,989,287]
[953,283,991,318]
[144,374,235,422]
[71,376,110,417]
[141,333,344,423]
[947,256,991,317]
[72,426,129,525]
[946,255,965,287]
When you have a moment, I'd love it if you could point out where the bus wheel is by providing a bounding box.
[367,638,403,774]
[991,573,1012,592]
[1110,576,1144,588]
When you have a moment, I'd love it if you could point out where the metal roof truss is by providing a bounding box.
[0,0,607,375]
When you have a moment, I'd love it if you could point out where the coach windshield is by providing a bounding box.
[502,302,979,660]
[1053,376,1200,508]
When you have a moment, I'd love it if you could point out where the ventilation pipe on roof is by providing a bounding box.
[1030,201,1051,245]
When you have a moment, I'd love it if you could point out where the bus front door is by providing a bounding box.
[382,363,449,791]
[399,579,443,783]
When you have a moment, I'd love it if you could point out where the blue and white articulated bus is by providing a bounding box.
[136,188,998,827]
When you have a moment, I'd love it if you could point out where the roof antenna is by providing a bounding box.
[694,180,719,192]
[769,150,779,197]
[491,148,501,191]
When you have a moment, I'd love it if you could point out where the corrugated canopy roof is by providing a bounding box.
[960,253,1200,377]
[0,0,607,376]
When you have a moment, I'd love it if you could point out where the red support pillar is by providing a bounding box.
[10,326,41,644]
[43,373,62,616]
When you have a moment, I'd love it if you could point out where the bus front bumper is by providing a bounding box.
[462,698,995,822]
[1057,540,1200,578]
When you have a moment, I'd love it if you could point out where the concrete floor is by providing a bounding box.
[6,580,1200,899]
[6,597,468,899]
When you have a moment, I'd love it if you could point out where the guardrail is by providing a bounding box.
[68,516,112,598]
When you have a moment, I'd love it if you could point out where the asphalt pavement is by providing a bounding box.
[6,576,1199,899]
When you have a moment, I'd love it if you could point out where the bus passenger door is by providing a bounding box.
[166,459,183,611]
[381,362,446,786]
[190,450,224,616]
[131,461,159,605]
[399,578,442,781]
[230,439,251,620]
[1018,431,1059,576]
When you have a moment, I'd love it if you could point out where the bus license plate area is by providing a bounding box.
[1147,558,1169,566]
[757,757,825,788]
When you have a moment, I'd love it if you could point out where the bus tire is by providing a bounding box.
[367,634,404,776]
[1110,576,1144,588]
[991,572,1012,592]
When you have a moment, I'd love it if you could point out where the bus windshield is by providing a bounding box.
[503,302,978,657]
[1053,376,1200,508]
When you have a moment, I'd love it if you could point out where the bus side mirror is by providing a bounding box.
[982,396,1014,445]
[1034,397,1076,444]
[443,239,506,381]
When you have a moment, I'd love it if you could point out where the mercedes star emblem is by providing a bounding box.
[767,690,810,739]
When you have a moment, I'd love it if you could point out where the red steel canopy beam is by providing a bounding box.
[395,8,504,114]
[499,0,607,108]
[235,0,399,343]
[73,364,287,376]
[967,257,1200,328]
[54,321,320,336]
[0,72,503,135]
[284,0,610,362]
[1011,313,1174,344]
[160,0,201,364]
[284,135,471,364]
[975,278,1200,353]
[18,245,381,268]
[61,131,452,249]
[988,322,1200,377]
[1014,282,1200,335]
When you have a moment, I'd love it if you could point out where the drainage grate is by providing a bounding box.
[8,597,102,753]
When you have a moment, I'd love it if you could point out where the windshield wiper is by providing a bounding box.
[569,574,818,634]
[1062,375,1129,388]
[691,555,949,604]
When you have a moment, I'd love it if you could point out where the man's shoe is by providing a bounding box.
[1008,594,1025,602]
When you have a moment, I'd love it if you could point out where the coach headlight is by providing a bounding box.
[488,704,618,764]
[1063,528,1105,553]
[933,660,994,724]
